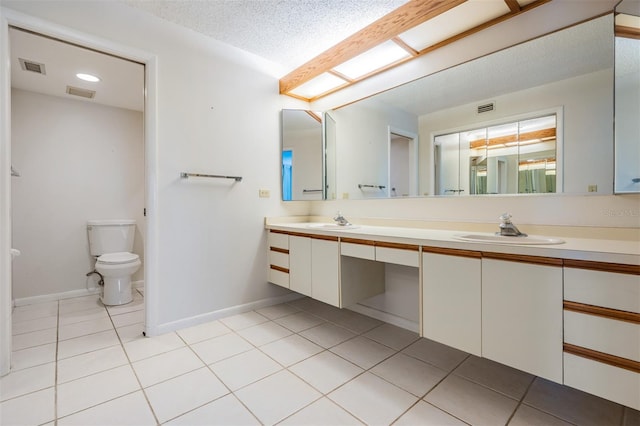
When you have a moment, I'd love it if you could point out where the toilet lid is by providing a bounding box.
[97,252,139,265]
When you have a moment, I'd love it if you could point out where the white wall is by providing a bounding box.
[419,69,613,195]
[332,103,418,199]
[11,89,144,299]
[1,2,309,331]
[283,126,322,200]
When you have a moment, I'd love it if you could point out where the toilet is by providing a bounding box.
[87,219,141,306]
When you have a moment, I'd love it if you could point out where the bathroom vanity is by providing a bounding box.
[265,218,640,410]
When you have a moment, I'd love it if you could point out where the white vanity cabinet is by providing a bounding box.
[481,253,563,383]
[310,236,340,306]
[267,231,289,288]
[422,247,482,356]
[562,260,640,410]
[289,235,312,296]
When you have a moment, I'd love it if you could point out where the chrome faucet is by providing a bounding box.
[333,211,351,226]
[497,213,527,237]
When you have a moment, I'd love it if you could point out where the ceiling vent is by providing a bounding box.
[476,102,495,114]
[19,58,46,75]
[66,86,96,99]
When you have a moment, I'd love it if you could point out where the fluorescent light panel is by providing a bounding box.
[333,40,412,80]
[398,0,509,52]
[288,72,347,98]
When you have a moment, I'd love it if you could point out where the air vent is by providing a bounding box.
[66,86,96,99]
[477,102,495,114]
[19,58,46,75]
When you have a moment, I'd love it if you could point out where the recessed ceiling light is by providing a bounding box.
[76,73,100,82]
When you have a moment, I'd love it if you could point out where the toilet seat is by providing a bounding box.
[97,252,139,265]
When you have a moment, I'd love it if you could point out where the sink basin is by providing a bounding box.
[455,234,564,245]
[306,223,360,230]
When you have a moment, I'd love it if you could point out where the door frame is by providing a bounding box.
[0,7,159,375]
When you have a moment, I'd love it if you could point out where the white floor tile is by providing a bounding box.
[210,348,282,391]
[11,302,58,323]
[59,306,108,325]
[116,322,145,343]
[57,391,156,426]
[176,320,231,345]
[166,393,259,426]
[371,352,447,397]
[144,367,228,423]
[58,317,114,341]
[190,332,253,365]
[402,338,469,372]
[133,346,204,387]
[106,293,144,316]
[111,309,145,328]
[299,322,356,349]
[363,323,420,351]
[123,332,185,362]
[236,321,292,346]
[235,370,321,425]
[11,343,56,371]
[12,328,57,351]
[330,336,396,369]
[57,364,140,418]
[275,311,326,333]
[289,350,363,394]
[280,397,363,425]
[256,303,300,320]
[57,329,120,360]
[12,315,58,335]
[0,387,55,426]
[57,345,129,384]
[0,362,55,402]
[328,372,417,425]
[260,334,323,367]
[331,310,384,334]
[395,401,466,426]
[219,311,269,331]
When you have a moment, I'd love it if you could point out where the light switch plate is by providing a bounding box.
[588,185,597,193]
[259,189,270,198]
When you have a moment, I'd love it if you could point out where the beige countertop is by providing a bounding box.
[265,219,640,266]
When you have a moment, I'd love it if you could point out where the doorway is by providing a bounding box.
[388,128,418,197]
[0,11,158,376]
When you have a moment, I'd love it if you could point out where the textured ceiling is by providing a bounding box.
[121,0,408,70]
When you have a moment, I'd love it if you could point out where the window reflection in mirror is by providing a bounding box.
[434,113,558,195]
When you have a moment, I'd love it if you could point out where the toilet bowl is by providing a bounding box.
[87,219,140,306]
[95,252,141,306]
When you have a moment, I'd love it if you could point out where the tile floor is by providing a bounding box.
[2,292,639,425]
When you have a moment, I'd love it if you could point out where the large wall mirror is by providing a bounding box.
[324,14,614,200]
[614,0,640,193]
[281,109,336,200]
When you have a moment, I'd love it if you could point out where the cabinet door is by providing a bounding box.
[289,236,312,296]
[311,238,340,307]
[423,251,481,356]
[482,258,563,382]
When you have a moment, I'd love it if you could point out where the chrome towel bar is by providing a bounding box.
[180,172,242,182]
[303,189,323,193]
[358,184,385,189]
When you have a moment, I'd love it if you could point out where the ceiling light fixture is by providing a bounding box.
[76,73,100,82]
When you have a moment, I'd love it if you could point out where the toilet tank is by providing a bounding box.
[87,220,136,256]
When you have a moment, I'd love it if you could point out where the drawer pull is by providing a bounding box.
[270,265,289,274]
[564,343,640,373]
[564,301,640,324]
[270,247,289,254]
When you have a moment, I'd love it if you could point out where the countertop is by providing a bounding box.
[265,220,640,266]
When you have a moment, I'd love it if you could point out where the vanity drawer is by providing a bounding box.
[269,249,289,269]
[269,266,289,288]
[268,231,289,250]
[341,241,375,260]
[564,266,640,313]
[564,310,640,362]
[564,352,639,410]
[375,243,420,267]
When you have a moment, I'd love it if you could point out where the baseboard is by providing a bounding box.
[132,280,144,290]
[348,303,419,333]
[145,292,305,336]
[14,287,101,307]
